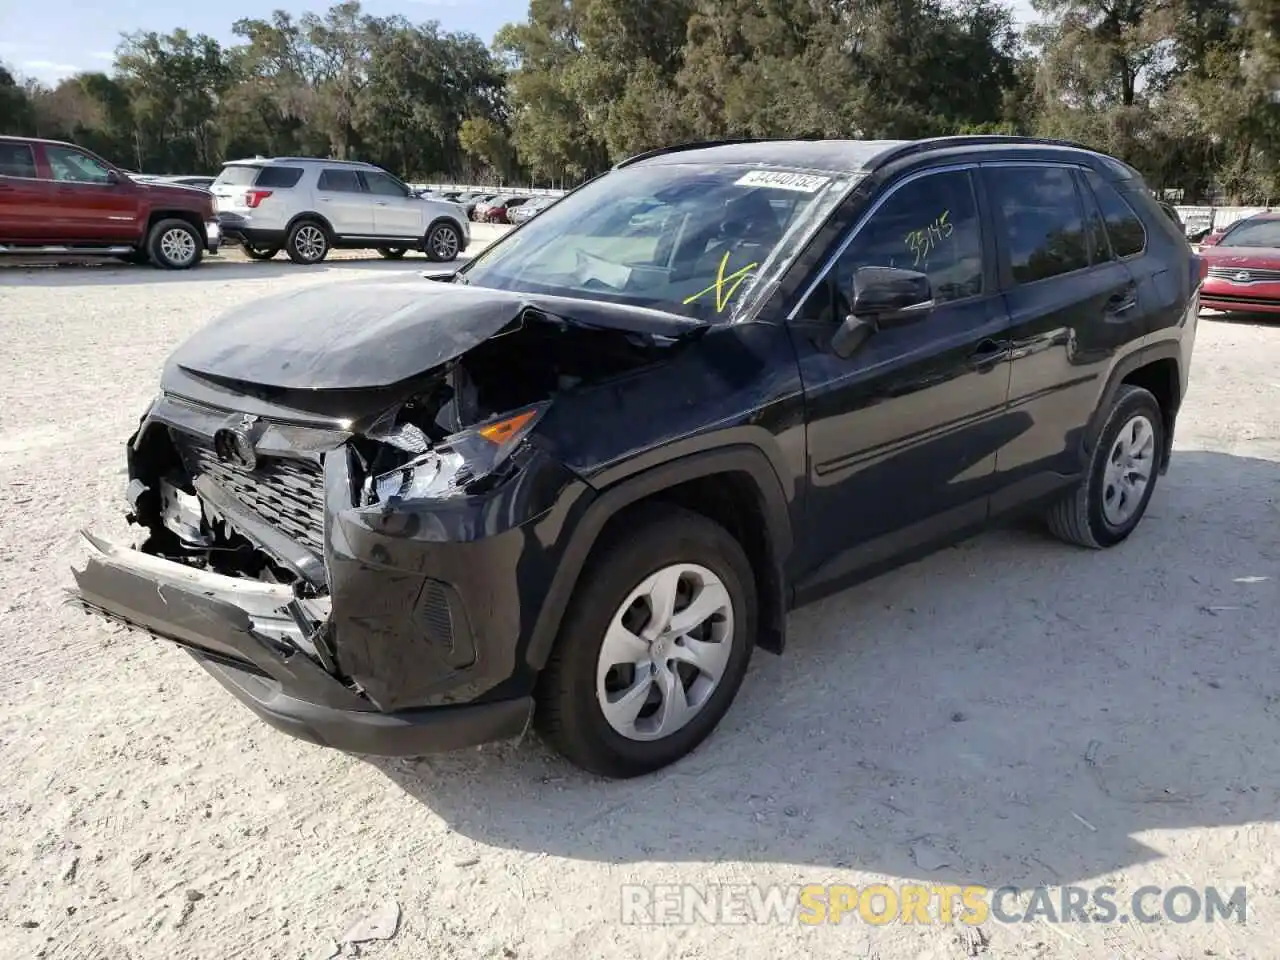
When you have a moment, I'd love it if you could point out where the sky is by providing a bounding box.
[0,0,1038,85]
[0,0,528,82]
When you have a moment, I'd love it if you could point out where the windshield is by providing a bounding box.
[461,162,853,322]
[1220,218,1280,248]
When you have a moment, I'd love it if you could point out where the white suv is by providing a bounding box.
[212,157,470,264]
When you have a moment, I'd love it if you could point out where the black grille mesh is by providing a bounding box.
[174,433,326,552]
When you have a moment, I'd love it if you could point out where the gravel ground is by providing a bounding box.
[0,247,1277,960]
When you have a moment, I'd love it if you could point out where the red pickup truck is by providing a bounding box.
[0,135,220,269]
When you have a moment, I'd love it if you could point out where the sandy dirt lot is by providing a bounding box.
[0,248,1277,960]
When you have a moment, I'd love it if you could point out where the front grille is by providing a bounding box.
[1207,266,1280,282]
[174,432,326,552]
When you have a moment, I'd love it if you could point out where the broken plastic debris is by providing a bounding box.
[342,900,400,944]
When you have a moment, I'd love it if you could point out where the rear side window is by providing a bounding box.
[215,165,260,187]
[1084,170,1146,258]
[318,169,363,192]
[0,143,36,178]
[255,166,303,188]
[990,166,1089,284]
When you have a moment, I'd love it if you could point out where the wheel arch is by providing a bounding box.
[524,445,793,672]
[1086,340,1182,475]
[286,212,335,239]
[146,210,204,244]
[427,216,465,241]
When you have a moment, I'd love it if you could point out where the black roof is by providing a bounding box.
[619,135,1125,177]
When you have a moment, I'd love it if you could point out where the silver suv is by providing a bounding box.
[212,157,470,264]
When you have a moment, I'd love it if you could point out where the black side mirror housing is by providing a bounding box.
[830,265,935,359]
[106,169,123,185]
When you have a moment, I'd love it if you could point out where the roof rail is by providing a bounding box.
[271,156,379,167]
[868,135,1095,170]
[614,138,809,169]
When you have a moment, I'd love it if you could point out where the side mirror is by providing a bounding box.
[830,265,935,359]
[106,169,123,185]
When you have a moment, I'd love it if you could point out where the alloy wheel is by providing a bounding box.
[294,225,327,262]
[160,227,196,266]
[430,226,459,260]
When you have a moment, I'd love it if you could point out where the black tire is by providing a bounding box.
[424,222,462,263]
[285,220,330,264]
[242,245,280,261]
[116,249,150,266]
[1045,384,1165,548]
[377,247,407,260]
[146,219,202,270]
[535,504,757,778]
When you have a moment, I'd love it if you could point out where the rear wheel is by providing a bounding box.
[377,247,408,260]
[147,219,202,270]
[285,220,330,264]
[242,245,280,261]
[536,505,756,778]
[424,222,461,262]
[1045,384,1164,548]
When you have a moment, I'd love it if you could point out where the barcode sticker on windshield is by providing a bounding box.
[734,170,831,193]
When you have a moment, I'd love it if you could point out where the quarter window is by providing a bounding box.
[0,143,36,178]
[45,145,113,185]
[255,166,304,189]
[1084,171,1146,258]
[990,166,1089,283]
[803,169,984,321]
[317,169,363,192]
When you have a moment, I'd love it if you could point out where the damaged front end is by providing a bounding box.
[70,283,699,756]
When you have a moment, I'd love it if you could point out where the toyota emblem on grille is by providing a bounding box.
[1234,270,1252,282]
[213,413,262,470]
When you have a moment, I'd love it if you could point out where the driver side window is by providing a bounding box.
[803,170,984,322]
[45,145,113,185]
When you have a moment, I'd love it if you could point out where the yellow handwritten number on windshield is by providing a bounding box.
[904,210,953,268]
[683,250,760,312]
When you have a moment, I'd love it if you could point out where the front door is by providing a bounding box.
[39,143,141,242]
[787,165,1020,599]
[361,171,423,241]
[315,168,375,236]
[0,141,54,242]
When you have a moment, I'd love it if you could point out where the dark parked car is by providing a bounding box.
[72,136,1199,779]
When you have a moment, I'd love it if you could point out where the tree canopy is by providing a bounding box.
[1,0,1276,201]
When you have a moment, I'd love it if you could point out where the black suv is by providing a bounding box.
[72,136,1200,779]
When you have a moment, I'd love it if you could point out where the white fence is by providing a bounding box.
[1175,205,1273,234]
[409,183,569,198]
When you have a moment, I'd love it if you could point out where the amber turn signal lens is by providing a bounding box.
[477,409,538,444]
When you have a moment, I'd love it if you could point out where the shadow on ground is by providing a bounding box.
[371,449,1280,888]
[0,254,465,287]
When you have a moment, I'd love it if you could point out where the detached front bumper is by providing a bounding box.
[70,533,532,756]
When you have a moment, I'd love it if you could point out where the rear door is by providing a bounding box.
[983,162,1141,504]
[39,143,141,242]
[0,141,52,242]
[361,171,423,240]
[315,168,374,236]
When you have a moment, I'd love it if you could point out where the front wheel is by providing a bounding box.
[535,504,756,778]
[1044,384,1165,548]
[424,222,461,263]
[147,219,202,270]
[377,247,407,260]
[285,221,330,264]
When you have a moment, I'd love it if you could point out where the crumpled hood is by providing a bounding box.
[169,279,709,391]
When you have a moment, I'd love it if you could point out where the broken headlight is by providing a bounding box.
[370,403,548,504]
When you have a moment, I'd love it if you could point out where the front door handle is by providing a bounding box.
[968,338,1006,372]
[374,201,389,206]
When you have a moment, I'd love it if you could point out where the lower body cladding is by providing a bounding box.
[70,395,589,757]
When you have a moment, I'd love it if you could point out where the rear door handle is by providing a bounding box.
[374,201,388,206]
[317,197,332,202]
[968,338,1006,372]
